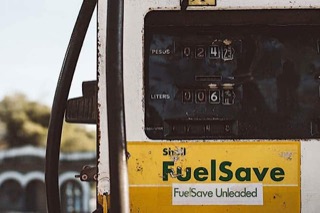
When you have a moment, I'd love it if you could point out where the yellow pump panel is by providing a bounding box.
[127,141,300,213]
[188,0,216,6]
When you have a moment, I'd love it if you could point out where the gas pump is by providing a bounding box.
[46,0,320,212]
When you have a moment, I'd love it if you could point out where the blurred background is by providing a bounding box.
[0,0,97,212]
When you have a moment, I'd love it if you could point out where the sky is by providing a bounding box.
[0,0,97,106]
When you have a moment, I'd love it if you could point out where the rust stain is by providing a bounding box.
[127,152,131,160]
[136,164,143,173]
[280,152,293,161]
[135,158,144,174]
[223,39,232,45]
[273,193,281,199]
[168,146,187,162]
[283,201,287,209]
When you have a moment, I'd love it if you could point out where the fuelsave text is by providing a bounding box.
[163,160,285,182]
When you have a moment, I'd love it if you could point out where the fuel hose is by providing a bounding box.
[45,1,96,212]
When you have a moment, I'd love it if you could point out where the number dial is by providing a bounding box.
[209,90,221,104]
[195,46,206,58]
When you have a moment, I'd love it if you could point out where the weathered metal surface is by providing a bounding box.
[96,0,320,212]
[97,0,110,197]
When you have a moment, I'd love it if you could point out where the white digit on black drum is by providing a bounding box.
[195,90,206,103]
[222,89,235,105]
[209,90,221,104]
[182,90,193,103]
[182,46,192,58]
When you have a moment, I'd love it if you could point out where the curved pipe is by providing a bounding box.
[45,1,96,212]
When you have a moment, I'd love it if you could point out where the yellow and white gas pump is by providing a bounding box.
[96,0,320,212]
[46,0,320,212]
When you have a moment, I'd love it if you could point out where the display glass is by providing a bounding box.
[144,11,320,139]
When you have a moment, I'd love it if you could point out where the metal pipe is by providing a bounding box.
[105,0,130,212]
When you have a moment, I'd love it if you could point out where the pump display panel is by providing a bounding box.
[144,10,320,140]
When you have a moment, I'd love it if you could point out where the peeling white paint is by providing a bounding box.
[97,0,110,195]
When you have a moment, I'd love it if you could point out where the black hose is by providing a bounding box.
[45,1,96,212]
[106,0,130,212]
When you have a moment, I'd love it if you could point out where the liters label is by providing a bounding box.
[172,183,263,205]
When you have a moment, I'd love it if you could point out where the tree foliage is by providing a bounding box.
[0,94,95,152]
[61,123,96,152]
